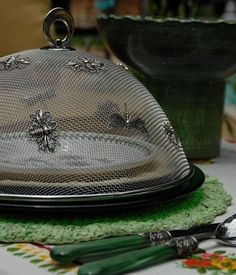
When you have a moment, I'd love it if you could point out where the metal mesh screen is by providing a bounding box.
[0,47,190,198]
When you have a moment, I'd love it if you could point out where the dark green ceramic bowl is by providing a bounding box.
[97,16,236,159]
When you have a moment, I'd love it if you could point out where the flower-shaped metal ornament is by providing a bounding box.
[163,122,181,148]
[28,110,59,152]
[0,55,30,71]
[115,62,129,71]
[67,57,105,73]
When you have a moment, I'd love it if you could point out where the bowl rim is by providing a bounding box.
[97,14,236,25]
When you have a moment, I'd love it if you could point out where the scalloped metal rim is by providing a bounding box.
[97,15,236,25]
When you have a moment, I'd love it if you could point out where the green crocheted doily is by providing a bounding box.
[0,177,231,244]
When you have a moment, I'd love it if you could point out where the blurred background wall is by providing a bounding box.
[0,0,51,56]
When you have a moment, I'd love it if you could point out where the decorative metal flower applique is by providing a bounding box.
[28,110,59,152]
[0,55,30,71]
[115,62,129,71]
[162,122,181,148]
[108,103,148,135]
[67,57,105,73]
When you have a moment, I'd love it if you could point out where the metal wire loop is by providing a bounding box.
[43,7,74,49]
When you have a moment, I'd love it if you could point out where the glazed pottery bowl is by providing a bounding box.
[97,16,236,159]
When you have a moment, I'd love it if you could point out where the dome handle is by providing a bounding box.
[43,7,74,50]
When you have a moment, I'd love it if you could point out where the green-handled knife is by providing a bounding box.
[77,236,199,275]
[50,223,218,264]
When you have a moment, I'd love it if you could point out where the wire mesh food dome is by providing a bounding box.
[0,8,203,209]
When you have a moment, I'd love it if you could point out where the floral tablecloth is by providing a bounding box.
[2,242,236,275]
[0,243,78,275]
